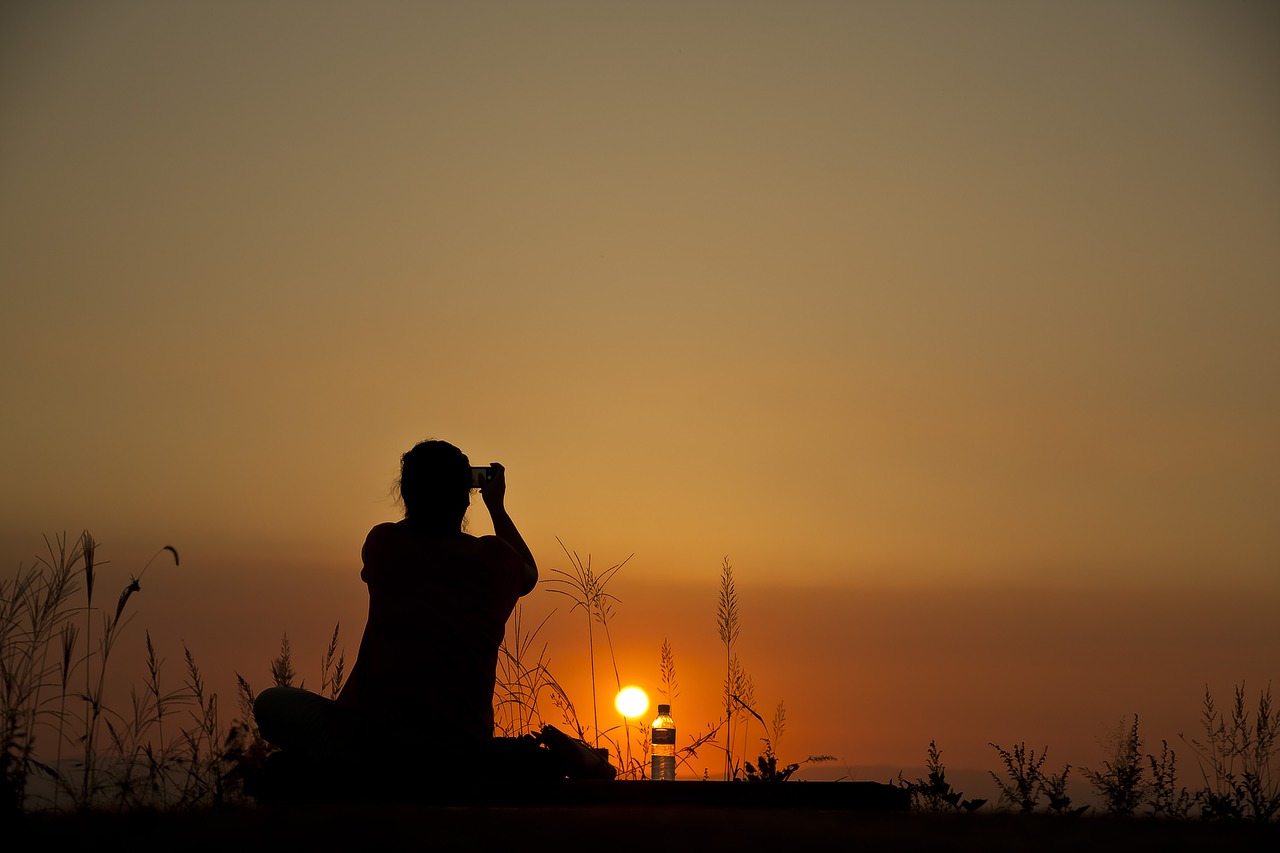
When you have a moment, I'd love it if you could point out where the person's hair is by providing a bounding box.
[397,440,471,530]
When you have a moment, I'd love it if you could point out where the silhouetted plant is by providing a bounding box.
[2,533,83,813]
[769,700,786,751]
[989,741,1050,813]
[0,531,199,813]
[269,634,297,688]
[1148,737,1191,818]
[1182,683,1279,822]
[318,623,345,700]
[537,664,587,741]
[76,539,179,806]
[222,674,272,800]
[727,657,756,773]
[1043,764,1088,816]
[741,748,794,781]
[899,739,986,813]
[495,604,561,738]
[741,701,794,782]
[717,557,740,780]
[1083,715,1147,817]
[96,630,188,809]
[177,644,225,807]
[543,539,631,752]
[732,697,834,783]
[658,637,678,707]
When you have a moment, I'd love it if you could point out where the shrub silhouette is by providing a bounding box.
[1083,715,1147,816]
[899,739,986,814]
[988,741,1049,813]
[1182,683,1279,821]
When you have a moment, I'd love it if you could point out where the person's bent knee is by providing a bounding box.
[253,685,288,722]
[253,686,304,745]
[252,686,347,755]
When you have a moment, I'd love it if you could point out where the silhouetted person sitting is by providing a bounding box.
[252,439,555,800]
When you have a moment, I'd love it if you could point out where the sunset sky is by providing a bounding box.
[2,1,1277,788]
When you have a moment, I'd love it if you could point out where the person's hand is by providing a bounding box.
[480,461,507,512]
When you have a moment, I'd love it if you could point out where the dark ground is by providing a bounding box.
[10,799,1279,852]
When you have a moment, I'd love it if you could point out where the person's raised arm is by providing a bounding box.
[480,462,538,595]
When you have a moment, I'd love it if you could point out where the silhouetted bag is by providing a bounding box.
[537,724,617,780]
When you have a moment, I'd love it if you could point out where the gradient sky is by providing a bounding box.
[2,1,1277,785]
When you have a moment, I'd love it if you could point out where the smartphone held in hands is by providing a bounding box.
[471,466,495,488]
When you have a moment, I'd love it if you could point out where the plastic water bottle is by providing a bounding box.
[651,703,676,780]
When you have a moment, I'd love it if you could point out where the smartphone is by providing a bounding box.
[470,466,494,488]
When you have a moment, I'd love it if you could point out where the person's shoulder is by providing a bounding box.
[476,535,522,565]
[362,522,402,562]
[364,522,402,546]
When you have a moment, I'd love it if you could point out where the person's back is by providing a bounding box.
[336,521,527,756]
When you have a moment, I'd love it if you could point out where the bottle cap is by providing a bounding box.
[658,704,670,715]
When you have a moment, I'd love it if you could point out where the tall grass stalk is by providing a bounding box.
[222,674,271,801]
[728,657,756,772]
[318,623,346,700]
[179,645,223,807]
[717,557,739,780]
[1,533,84,812]
[658,637,678,708]
[495,605,561,738]
[78,542,179,805]
[544,539,630,750]
[269,634,297,688]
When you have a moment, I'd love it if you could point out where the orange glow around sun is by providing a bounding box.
[615,686,649,719]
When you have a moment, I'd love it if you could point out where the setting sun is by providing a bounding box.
[614,686,649,719]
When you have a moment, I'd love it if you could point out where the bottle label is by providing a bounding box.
[652,728,676,745]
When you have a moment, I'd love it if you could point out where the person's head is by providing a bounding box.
[397,440,471,531]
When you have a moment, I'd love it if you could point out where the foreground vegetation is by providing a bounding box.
[3,531,1277,826]
[899,689,1279,822]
